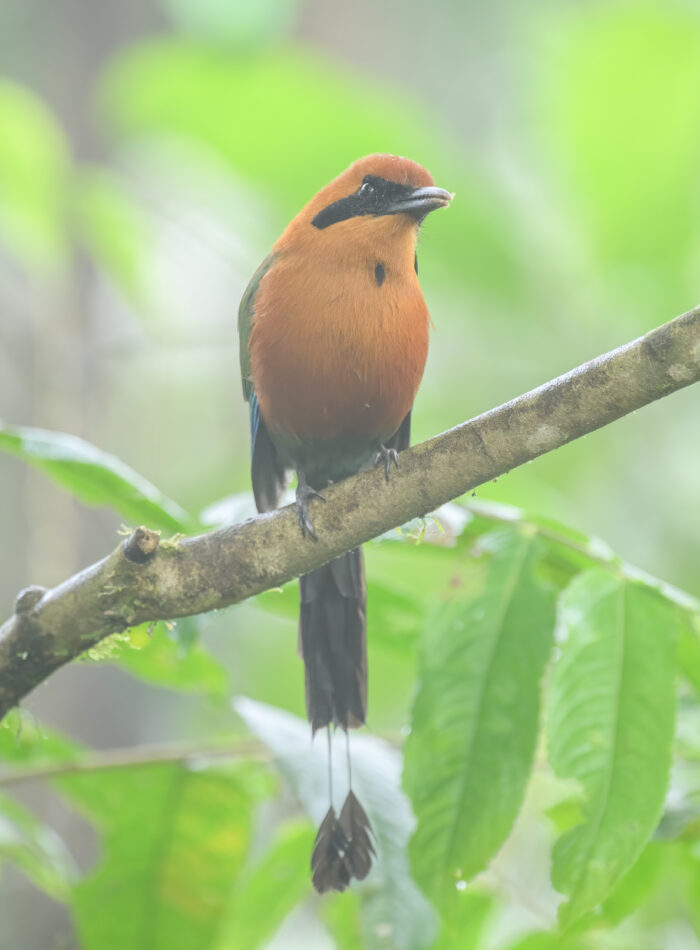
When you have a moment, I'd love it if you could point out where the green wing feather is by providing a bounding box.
[238,252,276,401]
[238,252,288,512]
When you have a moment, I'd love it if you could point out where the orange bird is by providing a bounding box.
[239,154,451,891]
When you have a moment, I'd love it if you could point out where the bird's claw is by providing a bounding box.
[374,445,399,482]
[296,482,326,541]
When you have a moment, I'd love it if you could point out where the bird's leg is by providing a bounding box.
[374,444,399,482]
[296,470,326,540]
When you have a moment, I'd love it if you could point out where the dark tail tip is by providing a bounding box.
[311,792,375,893]
[339,790,375,881]
[311,806,351,893]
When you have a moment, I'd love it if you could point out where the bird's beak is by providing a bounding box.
[387,185,453,218]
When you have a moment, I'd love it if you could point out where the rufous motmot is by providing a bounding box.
[238,154,452,891]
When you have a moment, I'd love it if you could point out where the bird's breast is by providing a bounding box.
[249,256,430,450]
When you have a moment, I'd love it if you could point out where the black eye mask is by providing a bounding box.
[311,175,416,230]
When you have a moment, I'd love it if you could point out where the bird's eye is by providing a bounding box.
[359,181,375,197]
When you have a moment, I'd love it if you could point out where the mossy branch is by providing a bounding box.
[1,305,699,719]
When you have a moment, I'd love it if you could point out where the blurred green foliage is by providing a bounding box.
[534,5,700,305]
[0,80,69,271]
[1,0,700,948]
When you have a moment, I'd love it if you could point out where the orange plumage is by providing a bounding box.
[249,155,435,448]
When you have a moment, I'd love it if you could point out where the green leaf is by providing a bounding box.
[0,791,76,899]
[235,698,438,950]
[365,541,463,651]
[0,422,197,533]
[0,710,80,767]
[404,527,557,901]
[678,611,700,699]
[599,841,663,927]
[323,891,363,950]
[430,890,493,950]
[0,80,69,270]
[106,621,228,697]
[61,761,266,950]
[653,697,700,843]
[548,572,678,927]
[216,820,314,949]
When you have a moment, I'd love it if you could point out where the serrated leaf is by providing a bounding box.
[0,422,197,533]
[0,791,76,899]
[216,820,314,949]
[60,761,266,950]
[235,697,437,950]
[548,572,677,927]
[404,527,557,902]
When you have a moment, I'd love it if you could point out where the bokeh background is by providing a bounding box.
[1,0,699,947]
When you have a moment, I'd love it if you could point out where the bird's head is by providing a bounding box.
[277,154,452,261]
[309,154,452,230]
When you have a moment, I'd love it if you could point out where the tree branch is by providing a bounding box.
[0,738,265,787]
[1,305,699,720]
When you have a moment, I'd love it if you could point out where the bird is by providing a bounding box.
[238,153,452,892]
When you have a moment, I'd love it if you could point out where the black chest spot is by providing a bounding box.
[374,262,386,287]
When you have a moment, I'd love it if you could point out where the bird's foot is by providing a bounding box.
[296,476,326,540]
[374,444,399,482]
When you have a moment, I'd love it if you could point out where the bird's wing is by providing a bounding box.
[249,393,288,511]
[238,253,288,511]
[386,410,412,453]
[239,252,276,401]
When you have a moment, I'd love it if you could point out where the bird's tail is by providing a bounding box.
[299,548,375,892]
[299,548,367,732]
